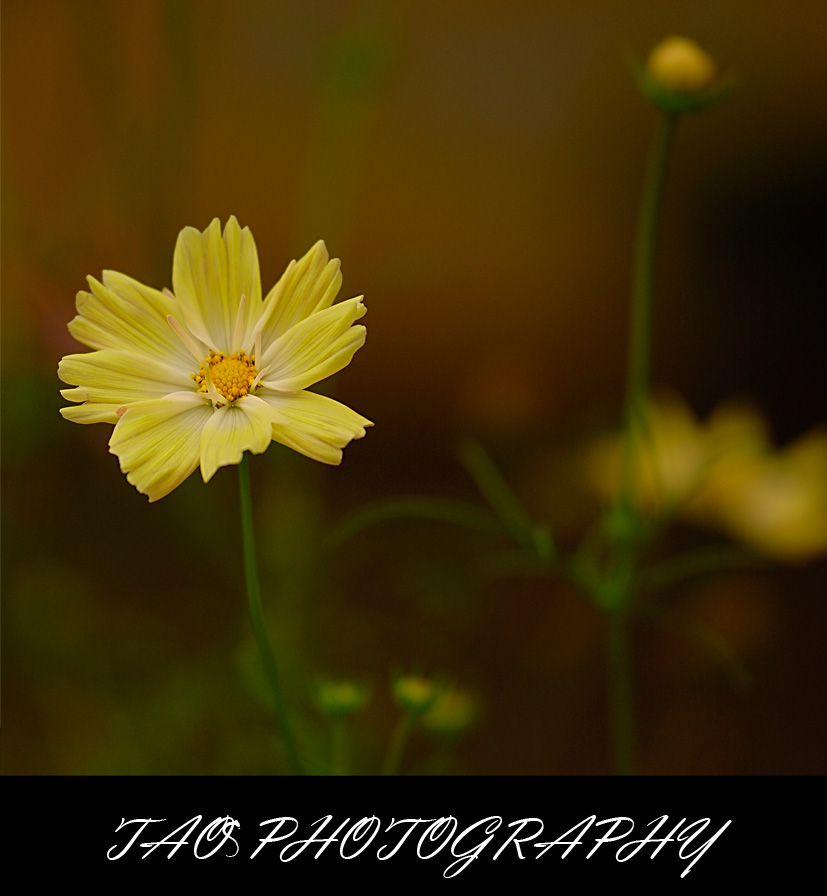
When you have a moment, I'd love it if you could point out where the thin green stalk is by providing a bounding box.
[330,717,348,776]
[381,712,415,776]
[239,455,303,775]
[460,440,553,557]
[606,110,681,775]
[618,112,679,513]
[607,609,635,775]
[326,496,502,549]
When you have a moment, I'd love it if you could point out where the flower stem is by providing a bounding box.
[607,608,635,775]
[619,111,679,510]
[381,712,415,776]
[606,110,680,775]
[238,454,303,775]
[330,717,348,776]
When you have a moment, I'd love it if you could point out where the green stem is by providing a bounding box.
[460,440,553,557]
[619,112,679,513]
[607,609,636,775]
[238,455,303,775]
[381,712,415,776]
[605,111,680,776]
[330,717,348,776]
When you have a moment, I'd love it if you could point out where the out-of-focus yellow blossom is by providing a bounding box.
[646,36,717,94]
[584,392,765,516]
[420,687,479,736]
[59,217,371,501]
[698,430,827,562]
[583,393,827,561]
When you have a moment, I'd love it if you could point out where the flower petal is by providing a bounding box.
[58,348,193,406]
[257,240,343,345]
[259,297,366,392]
[703,430,827,561]
[109,392,213,502]
[172,216,263,351]
[69,272,198,369]
[258,390,373,465]
[60,403,122,424]
[199,395,278,483]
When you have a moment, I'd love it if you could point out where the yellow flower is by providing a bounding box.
[583,392,827,561]
[59,217,372,501]
[698,429,827,562]
[583,392,765,516]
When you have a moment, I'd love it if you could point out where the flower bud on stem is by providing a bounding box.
[601,36,722,775]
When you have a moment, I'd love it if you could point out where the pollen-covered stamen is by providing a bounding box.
[191,349,259,406]
[198,361,228,407]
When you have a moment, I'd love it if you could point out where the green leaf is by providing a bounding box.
[639,545,769,593]
[325,497,502,548]
[458,440,555,559]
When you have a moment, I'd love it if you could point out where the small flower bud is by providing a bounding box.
[634,36,726,114]
[647,36,717,93]
[315,680,368,717]
[421,688,479,736]
[393,674,439,715]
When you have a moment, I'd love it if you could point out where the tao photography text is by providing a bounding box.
[108,813,731,878]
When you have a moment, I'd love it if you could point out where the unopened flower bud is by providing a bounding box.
[647,36,717,93]
[393,674,439,715]
[421,688,479,736]
[634,36,726,114]
[315,680,368,717]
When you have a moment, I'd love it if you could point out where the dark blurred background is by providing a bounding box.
[2,0,825,774]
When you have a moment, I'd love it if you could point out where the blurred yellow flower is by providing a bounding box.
[59,217,371,501]
[583,392,827,561]
[584,392,765,515]
[699,430,827,562]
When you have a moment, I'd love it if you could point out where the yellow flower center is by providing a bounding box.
[192,350,258,404]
